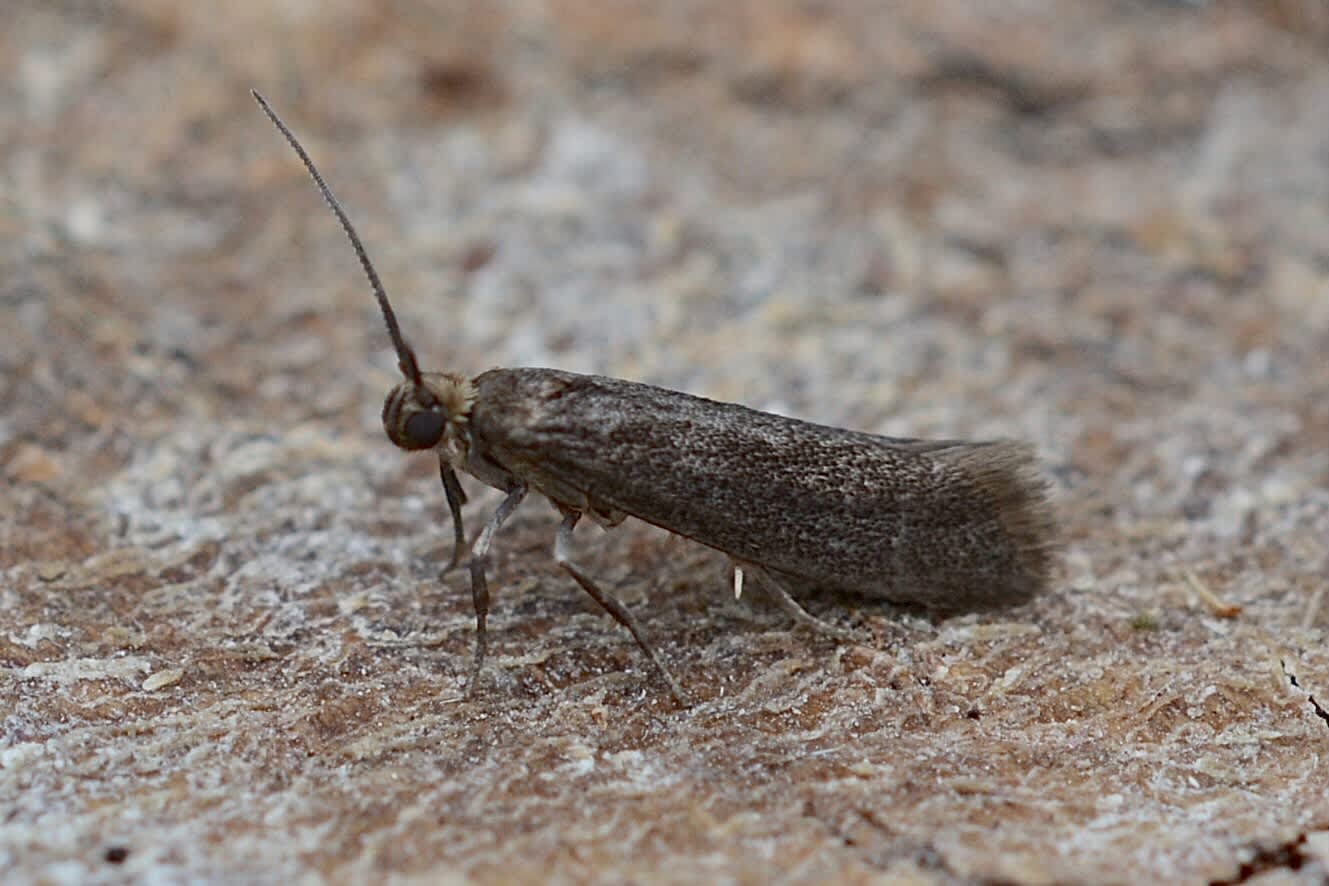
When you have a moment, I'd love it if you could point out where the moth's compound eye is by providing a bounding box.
[383,384,451,451]
[402,409,447,450]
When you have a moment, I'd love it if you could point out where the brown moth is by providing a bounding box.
[253,90,1056,706]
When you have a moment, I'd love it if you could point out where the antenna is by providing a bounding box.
[251,89,424,387]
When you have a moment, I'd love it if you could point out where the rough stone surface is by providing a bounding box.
[3,2,1327,883]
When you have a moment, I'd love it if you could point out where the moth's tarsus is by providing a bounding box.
[256,89,1058,707]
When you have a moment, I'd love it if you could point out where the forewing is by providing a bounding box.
[469,368,1052,608]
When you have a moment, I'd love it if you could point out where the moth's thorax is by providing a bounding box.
[381,371,476,462]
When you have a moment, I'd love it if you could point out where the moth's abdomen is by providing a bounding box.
[470,368,1056,611]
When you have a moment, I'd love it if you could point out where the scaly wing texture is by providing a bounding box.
[470,369,1055,609]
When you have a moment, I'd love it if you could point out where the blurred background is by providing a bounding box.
[3,1,1328,882]
[6,2,1329,448]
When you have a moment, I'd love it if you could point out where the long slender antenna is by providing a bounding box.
[251,89,423,387]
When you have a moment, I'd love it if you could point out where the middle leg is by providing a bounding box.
[554,511,688,707]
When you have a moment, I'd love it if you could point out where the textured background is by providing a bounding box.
[3,1,1328,882]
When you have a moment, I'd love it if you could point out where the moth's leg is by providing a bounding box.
[466,483,527,694]
[438,457,468,571]
[554,511,689,707]
[745,564,858,643]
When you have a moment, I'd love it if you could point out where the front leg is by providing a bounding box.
[466,483,527,694]
[438,457,468,571]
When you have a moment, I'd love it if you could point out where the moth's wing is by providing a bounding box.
[470,368,1054,609]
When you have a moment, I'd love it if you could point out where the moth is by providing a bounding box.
[253,91,1056,705]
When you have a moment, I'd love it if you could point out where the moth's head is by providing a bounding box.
[382,372,477,453]
[251,91,472,457]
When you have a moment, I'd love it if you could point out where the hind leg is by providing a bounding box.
[742,563,859,643]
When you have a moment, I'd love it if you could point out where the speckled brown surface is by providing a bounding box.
[3,2,1328,884]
